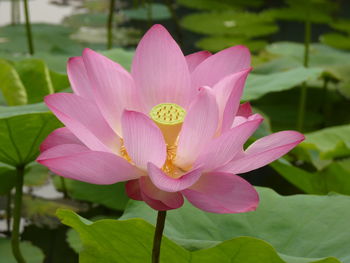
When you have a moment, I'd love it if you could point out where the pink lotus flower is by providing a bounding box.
[37,25,304,213]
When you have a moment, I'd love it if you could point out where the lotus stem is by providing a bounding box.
[107,0,116,50]
[152,211,167,263]
[60,177,69,198]
[11,166,26,263]
[297,17,311,132]
[11,0,20,25]
[321,77,330,127]
[6,192,12,234]
[303,20,311,68]
[23,0,34,55]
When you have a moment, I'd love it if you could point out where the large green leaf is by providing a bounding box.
[0,103,61,166]
[0,24,82,55]
[177,0,263,10]
[58,209,189,263]
[257,42,350,100]
[320,33,350,51]
[0,238,44,263]
[123,3,171,20]
[330,20,350,34]
[0,52,68,74]
[181,11,277,37]
[70,26,140,47]
[0,59,27,106]
[253,56,302,74]
[121,187,349,262]
[101,48,135,71]
[271,158,350,195]
[0,163,15,195]
[81,0,109,12]
[23,53,71,74]
[24,163,50,187]
[41,47,134,73]
[265,0,336,24]
[300,124,350,160]
[22,195,83,229]
[264,42,350,69]
[0,47,134,74]
[49,70,70,92]
[66,228,83,253]
[196,36,267,52]
[58,209,338,263]
[14,59,54,104]
[0,52,74,74]
[266,7,331,24]
[54,177,129,210]
[326,64,350,100]
[244,67,323,101]
[63,13,112,28]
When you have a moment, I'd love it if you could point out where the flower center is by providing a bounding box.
[150,103,186,145]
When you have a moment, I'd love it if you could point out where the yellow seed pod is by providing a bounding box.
[150,103,186,145]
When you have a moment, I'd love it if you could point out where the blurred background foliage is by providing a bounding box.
[0,0,350,262]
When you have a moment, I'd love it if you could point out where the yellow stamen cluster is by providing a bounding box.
[120,140,132,163]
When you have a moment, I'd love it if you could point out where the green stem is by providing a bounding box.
[152,211,167,263]
[303,20,311,68]
[60,177,69,198]
[296,17,311,132]
[11,166,26,263]
[321,77,330,127]
[297,82,307,131]
[107,0,116,50]
[11,0,20,25]
[6,192,12,234]
[23,0,34,55]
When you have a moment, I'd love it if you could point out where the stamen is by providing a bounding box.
[120,139,133,163]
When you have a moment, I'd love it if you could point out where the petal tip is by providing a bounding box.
[122,109,139,117]
[43,93,56,104]
[196,50,212,57]
[282,130,306,143]
[292,131,306,142]
[235,45,250,51]
[144,24,172,39]
[82,47,97,58]
[246,66,254,73]
[198,85,212,93]
[38,144,45,153]
[68,56,79,63]
[36,152,49,164]
[44,92,70,105]
[249,113,264,123]
[149,23,167,32]
[244,202,259,213]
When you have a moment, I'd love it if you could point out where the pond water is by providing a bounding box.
[0,0,76,26]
